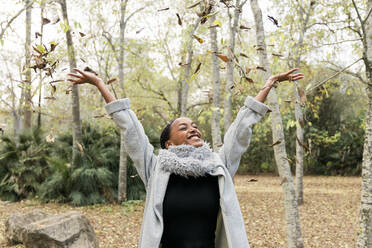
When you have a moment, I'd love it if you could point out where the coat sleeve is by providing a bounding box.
[105,98,156,187]
[218,96,269,177]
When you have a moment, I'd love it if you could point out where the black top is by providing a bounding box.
[161,174,220,248]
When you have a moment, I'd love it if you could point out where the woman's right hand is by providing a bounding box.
[67,68,103,87]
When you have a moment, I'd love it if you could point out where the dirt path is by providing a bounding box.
[0,176,361,247]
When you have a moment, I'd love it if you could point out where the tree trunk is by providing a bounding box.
[209,13,222,151]
[293,1,314,206]
[118,0,129,204]
[180,19,200,116]
[224,0,243,133]
[250,0,304,247]
[37,2,45,129]
[358,0,372,246]
[60,0,83,165]
[23,0,32,130]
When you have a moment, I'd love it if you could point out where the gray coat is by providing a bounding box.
[105,96,269,248]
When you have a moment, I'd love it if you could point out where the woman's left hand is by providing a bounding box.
[268,68,304,87]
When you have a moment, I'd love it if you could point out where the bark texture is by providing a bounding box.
[23,0,32,130]
[358,0,372,246]
[117,0,129,203]
[180,19,200,116]
[293,1,313,206]
[250,0,304,247]
[209,13,222,151]
[60,0,83,165]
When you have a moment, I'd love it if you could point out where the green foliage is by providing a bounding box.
[0,129,50,201]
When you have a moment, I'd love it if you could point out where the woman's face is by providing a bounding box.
[165,117,203,149]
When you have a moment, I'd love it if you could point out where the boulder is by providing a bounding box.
[5,210,51,245]
[5,211,99,248]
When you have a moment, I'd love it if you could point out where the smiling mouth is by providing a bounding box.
[187,134,200,139]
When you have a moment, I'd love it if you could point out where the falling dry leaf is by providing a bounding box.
[215,53,230,62]
[280,177,287,185]
[35,32,42,38]
[157,7,169,12]
[193,62,202,74]
[269,140,281,147]
[192,34,204,44]
[272,53,283,57]
[79,32,86,37]
[240,53,249,58]
[107,78,117,85]
[50,42,58,52]
[187,0,202,9]
[44,96,56,100]
[84,66,98,75]
[256,66,267,71]
[256,47,264,51]
[51,84,56,95]
[268,15,280,27]
[76,141,84,153]
[244,77,254,83]
[239,25,251,30]
[32,46,43,55]
[42,17,51,25]
[136,28,145,34]
[176,13,182,26]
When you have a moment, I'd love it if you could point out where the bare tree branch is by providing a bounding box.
[325,60,368,84]
[306,58,365,93]
[0,1,33,40]
[124,6,146,26]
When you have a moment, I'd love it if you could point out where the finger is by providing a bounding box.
[292,76,304,81]
[286,68,300,75]
[67,78,81,84]
[68,73,83,79]
[73,68,87,76]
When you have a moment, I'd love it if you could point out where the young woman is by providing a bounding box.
[68,68,304,248]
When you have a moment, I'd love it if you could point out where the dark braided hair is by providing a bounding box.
[160,120,175,149]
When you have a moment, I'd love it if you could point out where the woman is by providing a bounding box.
[68,68,304,248]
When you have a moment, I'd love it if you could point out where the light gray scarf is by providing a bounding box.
[158,143,217,178]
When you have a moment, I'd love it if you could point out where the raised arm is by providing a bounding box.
[68,69,156,186]
[219,68,304,177]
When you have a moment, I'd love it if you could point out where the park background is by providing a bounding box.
[0,0,370,247]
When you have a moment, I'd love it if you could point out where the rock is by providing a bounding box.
[5,210,51,245]
[5,211,99,248]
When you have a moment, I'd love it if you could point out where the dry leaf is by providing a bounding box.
[45,133,55,143]
[107,78,117,85]
[79,32,86,37]
[256,66,267,71]
[42,17,51,25]
[239,25,251,30]
[44,96,56,100]
[32,46,43,55]
[245,67,253,74]
[80,58,86,63]
[35,32,42,38]
[244,77,254,83]
[192,35,204,44]
[240,53,249,58]
[194,62,202,74]
[76,141,84,153]
[50,42,58,52]
[187,0,202,9]
[215,53,230,62]
[176,13,182,26]
[248,178,258,182]
[136,28,145,34]
[280,177,287,185]
[157,7,169,11]
[256,47,264,51]
[268,15,280,27]
[83,66,98,75]
[51,84,56,95]
[272,53,283,57]
[269,140,281,147]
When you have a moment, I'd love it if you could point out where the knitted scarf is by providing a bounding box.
[158,143,217,178]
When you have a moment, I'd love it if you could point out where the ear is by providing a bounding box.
[165,140,173,149]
